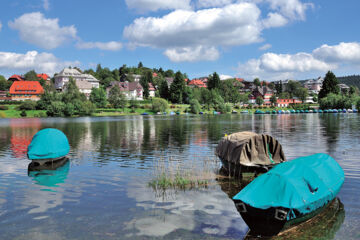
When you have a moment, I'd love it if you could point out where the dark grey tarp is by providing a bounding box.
[215,132,286,176]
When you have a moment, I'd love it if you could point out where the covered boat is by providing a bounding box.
[215,132,286,177]
[233,153,344,236]
[27,128,70,164]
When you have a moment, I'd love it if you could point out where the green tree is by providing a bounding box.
[270,95,277,106]
[108,85,126,109]
[140,71,152,99]
[268,82,275,90]
[349,86,359,96]
[24,70,38,81]
[256,96,264,106]
[64,103,75,116]
[152,98,168,112]
[0,76,12,91]
[189,99,201,114]
[219,79,241,104]
[296,87,308,103]
[46,101,66,117]
[62,77,86,103]
[207,72,221,90]
[286,80,302,98]
[275,81,283,94]
[253,78,261,87]
[90,88,108,108]
[319,71,340,99]
[138,61,143,68]
[169,71,186,103]
[159,79,169,100]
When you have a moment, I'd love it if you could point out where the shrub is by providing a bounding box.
[38,112,47,118]
[19,100,37,110]
[225,103,232,113]
[20,110,27,117]
[0,105,8,110]
[189,99,201,114]
[152,98,169,113]
[46,101,66,117]
[216,103,227,113]
[78,101,95,116]
[64,103,75,117]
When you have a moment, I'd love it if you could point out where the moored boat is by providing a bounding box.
[233,153,344,236]
[27,128,70,165]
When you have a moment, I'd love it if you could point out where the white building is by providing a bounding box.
[54,68,100,90]
[303,77,323,94]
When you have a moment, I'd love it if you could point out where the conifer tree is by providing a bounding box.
[319,71,340,99]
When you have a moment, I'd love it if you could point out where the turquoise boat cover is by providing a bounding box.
[233,153,344,216]
[27,128,70,160]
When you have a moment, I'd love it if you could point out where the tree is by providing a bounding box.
[108,85,126,109]
[152,98,168,112]
[138,61,143,68]
[0,76,12,91]
[275,81,283,94]
[90,88,108,108]
[169,71,186,103]
[219,79,241,104]
[189,99,201,114]
[159,79,169,100]
[268,82,275,90]
[140,71,152,99]
[349,85,359,96]
[24,70,38,81]
[253,78,261,87]
[256,96,264,106]
[270,95,277,106]
[207,72,221,90]
[286,80,302,98]
[319,71,340,99]
[62,77,86,103]
[296,87,308,103]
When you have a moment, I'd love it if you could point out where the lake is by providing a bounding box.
[0,114,359,239]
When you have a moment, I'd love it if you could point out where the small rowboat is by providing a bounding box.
[233,153,344,236]
[27,128,70,165]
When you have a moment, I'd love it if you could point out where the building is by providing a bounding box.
[54,68,100,91]
[277,99,302,107]
[125,74,142,82]
[37,73,51,83]
[8,74,24,82]
[0,91,11,101]
[251,86,274,105]
[165,77,174,87]
[63,80,93,98]
[148,83,156,97]
[188,79,207,88]
[303,77,323,94]
[107,81,143,100]
[338,83,350,94]
[9,81,44,101]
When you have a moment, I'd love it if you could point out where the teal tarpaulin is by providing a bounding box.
[27,128,70,160]
[233,153,344,216]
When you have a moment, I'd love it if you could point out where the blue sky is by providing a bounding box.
[0,0,359,81]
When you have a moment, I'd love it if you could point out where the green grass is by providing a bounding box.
[0,104,47,118]
[148,172,209,190]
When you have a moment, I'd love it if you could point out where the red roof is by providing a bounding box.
[37,73,49,81]
[148,83,156,91]
[235,78,244,82]
[188,79,207,88]
[152,72,158,77]
[8,74,24,81]
[9,81,44,95]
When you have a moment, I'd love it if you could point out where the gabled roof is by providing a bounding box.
[109,81,143,92]
[75,80,93,90]
[37,73,50,80]
[188,79,207,88]
[8,74,24,81]
[148,83,156,91]
[9,81,44,95]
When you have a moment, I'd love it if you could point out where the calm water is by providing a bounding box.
[0,114,359,240]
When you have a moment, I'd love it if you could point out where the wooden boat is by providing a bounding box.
[233,153,344,236]
[27,128,70,165]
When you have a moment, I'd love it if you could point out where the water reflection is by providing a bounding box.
[320,114,340,155]
[28,158,70,188]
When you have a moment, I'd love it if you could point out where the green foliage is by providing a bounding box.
[159,79,169,100]
[90,88,108,108]
[108,85,126,109]
[349,86,359,96]
[19,100,37,110]
[253,78,261,86]
[296,87,309,103]
[319,71,340,99]
[152,98,169,112]
[286,80,302,98]
[140,71,152,99]
[77,101,96,116]
[170,71,186,103]
[337,75,360,89]
[0,76,12,91]
[189,99,201,114]
[24,70,38,81]
[207,72,221,90]
[357,98,360,111]
[256,96,264,105]
[0,105,8,110]
[63,77,86,103]
[275,81,283,94]
[20,110,27,117]
[138,61,143,68]
[46,101,66,117]
[319,93,353,109]
[219,79,242,103]
[64,103,75,117]
[270,95,277,106]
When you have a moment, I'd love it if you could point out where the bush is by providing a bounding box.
[189,99,201,114]
[225,104,232,113]
[356,98,360,111]
[78,101,95,116]
[20,110,27,117]
[64,103,75,116]
[152,98,169,113]
[19,100,37,110]
[319,94,352,109]
[38,112,47,118]
[46,101,66,117]
[0,105,8,110]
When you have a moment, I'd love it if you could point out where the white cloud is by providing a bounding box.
[219,74,233,80]
[164,46,219,62]
[125,0,191,12]
[197,0,234,8]
[259,43,272,51]
[43,0,50,10]
[0,21,2,31]
[0,50,79,74]
[313,42,360,63]
[262,12,288,28]
[265,0,313,21]
[124,3,262,62]
[76,41,123,51]
[8,12,77,49]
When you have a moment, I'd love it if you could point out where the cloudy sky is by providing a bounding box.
[0,0,359,80]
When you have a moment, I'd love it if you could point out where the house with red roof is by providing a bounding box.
[8,74,24,82]
[37,73,50,82]
[149,83,156,97]
[250,86,274,105]
[188,79,207,88]
[9,81,44,101]
[277,99,302,107]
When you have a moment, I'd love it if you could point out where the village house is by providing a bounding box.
[249,86,274,105]
[188,79,207,88]
[37,73,51,84]
[0,91,11,101]
[277,98,302,107]
[54,68,100,91]
[107,81,143,100]
[148,83,156,97]
[9,81,44,101]
[303,77,323,94]
[338,83,350,94]
[8,74,24,82]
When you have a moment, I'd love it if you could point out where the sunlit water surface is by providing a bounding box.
[0,114,359,239]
